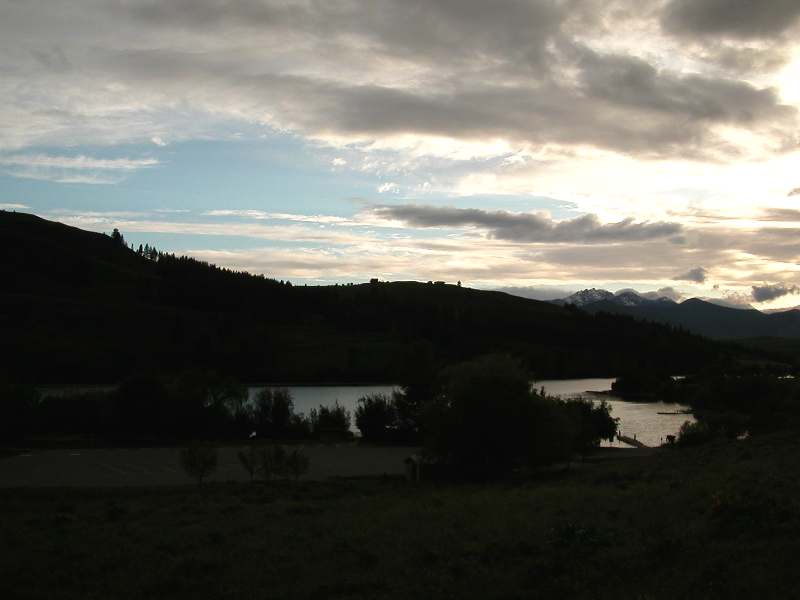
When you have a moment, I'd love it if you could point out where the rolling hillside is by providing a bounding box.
[1,211,730,383]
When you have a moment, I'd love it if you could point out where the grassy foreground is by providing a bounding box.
[2,436,800,599]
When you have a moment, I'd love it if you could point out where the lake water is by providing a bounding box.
[535,378,695,447]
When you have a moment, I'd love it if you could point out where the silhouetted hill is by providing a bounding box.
[1,211,731,383]
[581,296,800,339]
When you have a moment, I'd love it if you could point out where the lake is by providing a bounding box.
[535,378,695,447]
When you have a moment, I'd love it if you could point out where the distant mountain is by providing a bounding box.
[553,288,676,308]
[763,305,800,314]
[552,288,614,307]
[0,211,727,383]
[550,287,800,339]
[583,297,800,339]
[702,297,755,310]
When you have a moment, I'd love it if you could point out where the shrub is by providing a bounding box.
[286,447,310,480]
[180,444,218,485]
[677,420,714,446]
[256,445,288,481]
[355,393,397,443]
[237,445,258,481]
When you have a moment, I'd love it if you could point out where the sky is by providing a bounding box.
[2,0,800,308]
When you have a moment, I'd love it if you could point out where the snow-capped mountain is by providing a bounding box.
[553,288,676,308]
[613,290,651,307]
[552,288,614,306]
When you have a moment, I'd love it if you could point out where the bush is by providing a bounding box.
[256,445,288,481]
[355,393,397,443]
[237,445,258,481]
[180,444,218,485]
[677,420,714,447]
[286,447,310,480]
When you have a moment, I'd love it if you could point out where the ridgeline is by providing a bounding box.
[2,211,730,383]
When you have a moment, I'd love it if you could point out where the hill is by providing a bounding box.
[1,211,730,383]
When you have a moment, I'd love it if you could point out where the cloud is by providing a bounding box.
[377,182,400,194]
[371,204,682,244]
[790,188,800,197]
[203,209,352,224]
[0,1,795,163]
[662,0,800,40]
[0,154,158,170]
[751,283,799,303]
[642,286,684,301]
[0,154,158,184]
[493,286,577,301]
[674,266,708,283]
[0,203,29,210]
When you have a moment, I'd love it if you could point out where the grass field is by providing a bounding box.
[2,435,800,599]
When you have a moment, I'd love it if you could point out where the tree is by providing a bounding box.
[424,354,564,478]
[180,444,218,485]
[253,388,295,436]
[355,393,397,443]
[110,228,125,246]
[563,397,618,454]
[310,402,351,438]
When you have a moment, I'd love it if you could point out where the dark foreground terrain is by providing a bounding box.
[2,434,799,599]
[0,445,412,487]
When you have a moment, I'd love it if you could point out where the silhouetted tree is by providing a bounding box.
[110,228,125,246]
[424,354,568,478]
[180,444,218,485]
[355,393,397,442]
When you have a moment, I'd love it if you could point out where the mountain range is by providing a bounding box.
[551,289,800,339]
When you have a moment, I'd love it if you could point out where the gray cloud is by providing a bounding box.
[576,47,789,125]
[662,0,800,40]
[760,208,800,221]
[0,1,795,160]
[752,283,799,303]
[674,266,708,283]
[373,204,682,243]
[493,286,576,301]
[643,286,684,301]
[789,188,800,197]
